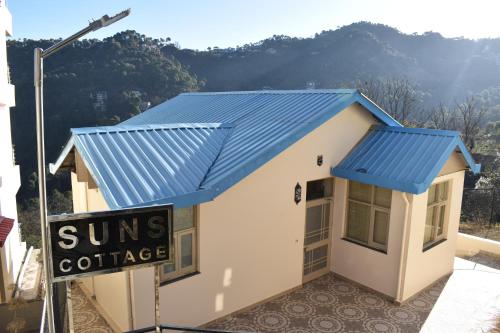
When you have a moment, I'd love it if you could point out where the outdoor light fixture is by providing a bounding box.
[34,9,130,333]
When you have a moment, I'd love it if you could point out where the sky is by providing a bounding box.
[7,0,500,50]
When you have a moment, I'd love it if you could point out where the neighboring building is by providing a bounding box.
[52,90,480,331]
[0,1,26,303]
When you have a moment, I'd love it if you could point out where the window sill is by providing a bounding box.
[423,238,447,252]
[160,271,200,287]
[341,238,387,254]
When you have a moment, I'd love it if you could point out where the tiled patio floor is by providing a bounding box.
[206,273,446,333]
[72,253,499,333]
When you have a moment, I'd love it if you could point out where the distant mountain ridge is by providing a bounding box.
[166,22,500,105]
[6,22,500,198]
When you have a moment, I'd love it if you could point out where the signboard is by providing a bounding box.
[48,205,173,282]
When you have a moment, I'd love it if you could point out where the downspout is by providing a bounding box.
[396,192,411,303]
[126,270,135,330]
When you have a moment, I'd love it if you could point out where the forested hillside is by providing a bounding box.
[7,23,500,237]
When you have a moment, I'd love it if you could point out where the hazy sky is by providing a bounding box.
[7,0,500,49]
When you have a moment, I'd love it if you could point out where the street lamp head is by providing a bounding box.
[90,8,131,31]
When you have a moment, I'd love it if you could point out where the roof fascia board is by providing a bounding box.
[456,139,481,173]
[49,136,75,174]
[124,188,215,210]
[354,93,402,127]
[331,167,421,194]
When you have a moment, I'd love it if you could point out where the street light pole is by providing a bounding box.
[34,9,130,333]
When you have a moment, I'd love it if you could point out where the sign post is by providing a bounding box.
[48,204,173,330]
[155,265,161,333]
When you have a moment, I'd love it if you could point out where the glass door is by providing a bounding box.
[303,178,333,283]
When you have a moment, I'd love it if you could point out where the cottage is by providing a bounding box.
[51,89,479,331]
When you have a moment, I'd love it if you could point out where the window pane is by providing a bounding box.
[174,207,194,232]
[306,178,333,201]
[439,182,448,201]
[163,262,175,274]
[349,181,372,203]
[374,187,392,208]
[346,201,370,243]
[305,205,323,245]
[373,210,389,245]
[427,184,437,204]
[424,207,435,244]
[180,233,193,268]
[437,205,445,236]
[322,203,330,240]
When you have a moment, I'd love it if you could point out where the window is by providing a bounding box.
[161,206,197,282]
[345,181,392,251]
[423,181,449,249]
[306,178,333,201]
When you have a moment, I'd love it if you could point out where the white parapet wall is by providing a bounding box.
[456,232,500,257]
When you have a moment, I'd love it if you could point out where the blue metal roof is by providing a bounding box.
[331,126,481,194]
[52,90,403,209]
[51,123,232,209]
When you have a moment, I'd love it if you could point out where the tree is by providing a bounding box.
[354,78,422,125]
[429,103,458,130]
[456,96,486,149]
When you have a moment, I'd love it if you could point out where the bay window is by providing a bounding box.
[345,181,392,252]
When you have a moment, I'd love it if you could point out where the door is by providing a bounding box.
[303,179,333,283]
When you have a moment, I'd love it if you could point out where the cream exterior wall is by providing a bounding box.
[0,2,25,303]
[72,168,132,331]
[400,170,465,301]
[331,178,406,298]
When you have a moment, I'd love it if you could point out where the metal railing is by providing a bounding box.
[460,187,499,241]
[124,324,246,333]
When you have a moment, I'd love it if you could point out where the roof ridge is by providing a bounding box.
[180,89,358,96]
[71,122,233,135]
[374,125,460,137]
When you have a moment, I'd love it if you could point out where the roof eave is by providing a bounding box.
[49,136,75,174]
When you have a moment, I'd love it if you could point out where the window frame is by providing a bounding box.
[423,181,450,250]
[160,206,199,283]
[344,181,392,252]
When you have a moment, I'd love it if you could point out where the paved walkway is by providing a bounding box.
[421,252,500,333]
[72,283,114,333]
[206,273,445,333]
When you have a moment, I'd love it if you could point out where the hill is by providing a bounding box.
[7,23,500,200]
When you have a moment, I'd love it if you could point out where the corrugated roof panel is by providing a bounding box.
[331,126,480,194]
[71,123,232,209]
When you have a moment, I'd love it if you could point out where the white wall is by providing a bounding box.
[456,233,500,257]
[0,2,25,303]
[401,171,465,301]
[130,103,380,329]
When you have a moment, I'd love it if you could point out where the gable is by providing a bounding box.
[438,151,468,177]
[331,126,480,194]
